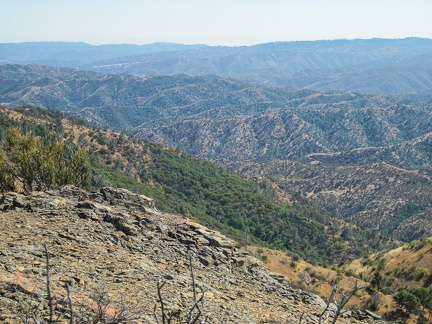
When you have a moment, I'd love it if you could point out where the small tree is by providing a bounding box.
[0,127,90,193]
[410,287,432,311]
[394,290,421,315]
[0,152,15,191]
[371,271,389,292]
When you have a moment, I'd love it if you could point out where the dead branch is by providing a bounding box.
[318,278,366,324]
[154,256,208,324]
[44,243,54,323]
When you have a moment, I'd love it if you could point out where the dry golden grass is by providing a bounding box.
[343,238,432,291]
[244,246,372,309]
[245,240,432,323]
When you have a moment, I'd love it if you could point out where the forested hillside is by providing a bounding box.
[220,159,432,241]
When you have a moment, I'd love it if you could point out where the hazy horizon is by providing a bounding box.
[3,36,432,47]
[2,0,432,46]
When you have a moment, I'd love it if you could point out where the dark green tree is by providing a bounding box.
[0,152,15,191]
[394,290,421,315]
[371,271,385,292]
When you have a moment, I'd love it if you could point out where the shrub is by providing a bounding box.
[0,127,90,193]
[261,255,269,263]
[394,290,421,314]
[0,152,15,191]
[409,238,432,251]
[345,268,356,277]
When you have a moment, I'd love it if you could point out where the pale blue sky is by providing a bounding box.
[1,0,431,45]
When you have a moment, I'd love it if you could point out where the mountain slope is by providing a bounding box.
[4,64,432,165]
[0,186,392,323]
[220,159,432,241]
[134,102,432,164]
[1,106,398,264]
[343,237,432,290]
[247,238,432,324]
[305,132,432,169]
[0,64,315,130]
[1,65,432,243]
[6,63,432,164]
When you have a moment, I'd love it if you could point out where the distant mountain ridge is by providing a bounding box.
[0,64,340,130]
[1,38,432,95]
[82,37,432,95]
[0,41,207,66]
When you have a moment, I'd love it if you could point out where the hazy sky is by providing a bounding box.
[1,0,432,46]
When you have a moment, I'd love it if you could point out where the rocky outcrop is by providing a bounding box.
[0,186,390,323]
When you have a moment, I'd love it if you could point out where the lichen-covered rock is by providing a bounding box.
[100,187,154,208]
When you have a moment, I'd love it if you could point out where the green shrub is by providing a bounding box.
[394,290,421,314]
[0,127,90,193]
[261,255,269,263]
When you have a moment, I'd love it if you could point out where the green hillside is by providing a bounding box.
[220,159,432,241]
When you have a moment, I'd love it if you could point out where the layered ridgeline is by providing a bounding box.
[1,64,432,241]
[2,65,432,164]
[83,38,432,96]
[0,106,397,265]
[0,64,308,131]
[2,38,432,95]
[0,41,207,66]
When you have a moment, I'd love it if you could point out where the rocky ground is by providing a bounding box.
[0,186,391,323]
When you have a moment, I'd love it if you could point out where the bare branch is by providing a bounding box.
[44,244,54,324]
[66,282,73,324]
[154,303,161,324]
[319,281,338,324]
[154,257,206,324]
[299,311,304,324]
[330,280,367,324]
